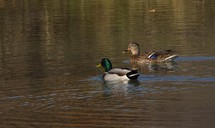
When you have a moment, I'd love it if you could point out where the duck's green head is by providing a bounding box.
[97,58,112,72]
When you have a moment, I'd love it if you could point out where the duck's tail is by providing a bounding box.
[165,54,179,62]
[126,70,139,80]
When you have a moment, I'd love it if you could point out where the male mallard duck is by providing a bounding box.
[97,58,139,82]
[124,42,179,63]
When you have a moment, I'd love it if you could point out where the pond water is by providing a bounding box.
[0,0,215,127]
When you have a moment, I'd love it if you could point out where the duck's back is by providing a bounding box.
[136,50,178,63]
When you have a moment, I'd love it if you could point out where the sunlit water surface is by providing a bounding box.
[0,0,215,128]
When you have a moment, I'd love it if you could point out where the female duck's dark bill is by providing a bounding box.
[122,49,131,53]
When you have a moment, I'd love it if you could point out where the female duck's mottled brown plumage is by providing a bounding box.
[124,42,179,63]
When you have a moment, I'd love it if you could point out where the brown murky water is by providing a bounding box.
[0,0,215,127]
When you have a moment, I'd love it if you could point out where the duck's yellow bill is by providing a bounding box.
[96,64,101,67]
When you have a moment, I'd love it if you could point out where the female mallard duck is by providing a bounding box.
[124,42,179,63]
[97,58,139,82]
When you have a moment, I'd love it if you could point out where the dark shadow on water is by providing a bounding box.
[177,56,215,62]
[138,74,215,84]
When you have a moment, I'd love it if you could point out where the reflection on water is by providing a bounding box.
[0,0,215,127]
[102,80,141,96]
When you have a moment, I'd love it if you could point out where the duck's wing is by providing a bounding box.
[147,50,178,61]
